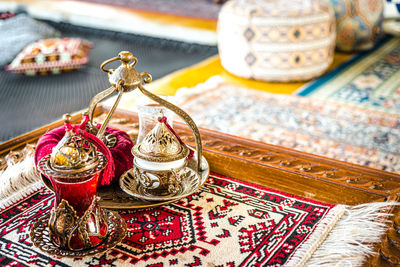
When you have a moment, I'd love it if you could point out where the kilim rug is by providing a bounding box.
[173,76,400,173]
[0,174,341,266]
[74,0,222,20]
[297,37,400,114]
[1,165,395,267]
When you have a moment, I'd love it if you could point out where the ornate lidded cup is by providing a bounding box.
[37,115,109,251]
[131,113,191,197]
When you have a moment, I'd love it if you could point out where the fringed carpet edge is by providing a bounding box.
[0,155,397,266]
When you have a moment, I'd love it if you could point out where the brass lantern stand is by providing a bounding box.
[88,51,207,200]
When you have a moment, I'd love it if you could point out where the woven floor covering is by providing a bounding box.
[0,174,340,266]
[173,76,400,173]
[75,0,222,20]
[297,37,400,114]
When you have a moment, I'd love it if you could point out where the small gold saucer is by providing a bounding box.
[30,210,126,258]
[119,167,200,201]
[120,155,209,202]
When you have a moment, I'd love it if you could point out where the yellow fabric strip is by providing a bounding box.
[133,10,217,31]
[152,53,353,96]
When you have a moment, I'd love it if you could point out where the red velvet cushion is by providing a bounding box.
[34,125,133,187]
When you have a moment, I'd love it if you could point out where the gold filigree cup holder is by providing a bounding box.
[30,209,126,258]
[33,119,127,257]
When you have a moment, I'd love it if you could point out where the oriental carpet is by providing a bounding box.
[173,76,400,173]
[297,37,400,115]
[0,174,340,266]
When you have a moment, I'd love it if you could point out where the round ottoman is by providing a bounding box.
[217,0,336,82]
[331,0,384,52]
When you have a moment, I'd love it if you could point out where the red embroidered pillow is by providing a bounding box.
[6,38,92,75]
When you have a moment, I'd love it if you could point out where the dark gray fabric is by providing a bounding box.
[0,14,60,67]
[0,22,217,143]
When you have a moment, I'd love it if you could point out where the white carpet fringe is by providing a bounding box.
[303,202,397,267]
[0,155,42,210]
[286,205,346,266]
[0,181,44,211]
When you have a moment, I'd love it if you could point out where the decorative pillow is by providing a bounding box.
[218,0,336,82]
[331,0,384,52]
[0,14,60,67]
[6,38,92,75]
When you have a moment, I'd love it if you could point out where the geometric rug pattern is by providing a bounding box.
[0,174,336,266]
[297,37,400,115]
[174,77,400,173]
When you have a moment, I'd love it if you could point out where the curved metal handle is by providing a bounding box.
[138,83,203,172]
[88,86,117,124]
[100,56,119,74]
[101,52,138,74]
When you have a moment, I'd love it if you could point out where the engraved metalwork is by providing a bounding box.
[48,199,79,249]
[133,166,185,196]
[47,197,110,251]
[37,132,107,179]
[132,121,189,162]
[120,165,204,202]
[137,83,203,172]
[38,153,106,179]
[50,133,98,171]
[101,51,141,91]
[88,52,144,144]
[84,115,117,149]
[30,209,126,258]
[87,51,203,173]
[36,114,108,178]
[41,154,210,208]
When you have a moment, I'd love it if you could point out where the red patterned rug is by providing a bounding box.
[0,173,341,266]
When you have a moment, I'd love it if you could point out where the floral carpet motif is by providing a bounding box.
[0,174,337,266]
[297,37,400,114]
[174,77,400,172]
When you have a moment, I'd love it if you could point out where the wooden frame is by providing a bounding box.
[1,105,399,266]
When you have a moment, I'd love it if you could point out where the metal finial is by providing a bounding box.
[63,114,72,123]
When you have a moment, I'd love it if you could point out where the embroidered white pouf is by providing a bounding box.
[217,0,336,82]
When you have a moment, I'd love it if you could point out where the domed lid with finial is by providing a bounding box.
[132,120,189,163]
[37,114,107,179]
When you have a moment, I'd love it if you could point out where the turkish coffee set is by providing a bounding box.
[31,52,209,257]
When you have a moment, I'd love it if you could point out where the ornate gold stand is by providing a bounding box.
[30,199,126,258]
[48,197,107,251]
